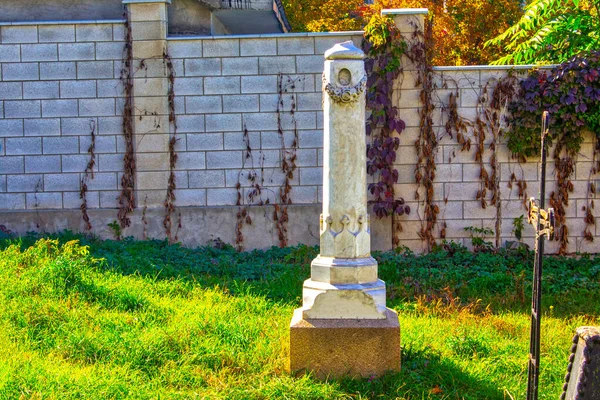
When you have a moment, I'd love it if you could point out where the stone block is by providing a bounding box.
[296,55,324,74]
[283,74,315,92]
[184,58,221,77]
[300,167,322,185]
[1,26,38,44]
[132,40,166,58]
[76,24,113,42]
[39,25,75,43]
[207,188,238,206]
[79,99,116,117]
[241,75,278,94]
[21,44,58,62]
[96,117,121,135]
[5,101,41,119]
[42,100,78,118]
[0,156,24,173]
[60,80,97,99]
[23,81,60,100]
[77,61,114,79]
[297,93,322,111]
[0,119,24,137]
[44,173,80,191]
[203,39,239,57]
[176,115,204,133]
[223,131,260,150]
[58,43,95,61]
[0,45,21,62]
[240,38,276,56]
[292,185,318,203]
[62,154,96,172]
[99,190,119,208]
[137,171,169,190]
[188,170,225,188]
[0,82,23,100]
[113,24,126,42]
[206,150,242,170]
[7,174,42,193]
[25,155,60,173]
[60,118,96,136]
[561,326,600,400]
[277,37,314,55]
[64,191,99,209]
[130,21,167,41]
[43,137,79,154]
[136,152,170,171]
[205,114,241,132]
[295,149,317,167]
[259,56,296,74]
[281,112,316,130]
[134,133,168,153]
[0,193,26,209]
[99,154,125,172]
[173,77,203,96]
[260,130,294,149]
[222,95,259,113]
[85,172,117,191]
[187,133,223,151]
[259,93,295,112]
[223,57,259,75]
[289,308,400,378]
[40,62,77,80]
[26,192,63,209]
[175,152,206,170]
[96,42,124,60]
[2,63,39,81]
[186,96,222,114]
[298,130,323,148]
[129,3,167,22]
[168,40,202,58]
[204,77,241,95]
[24,121,62,146]
[172,188,206,207]
[243,113,278,131]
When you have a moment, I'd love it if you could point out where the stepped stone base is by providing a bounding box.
[289,307,401,379]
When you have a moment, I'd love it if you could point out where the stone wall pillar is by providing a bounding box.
[123,0,171,207]
[289,41,400,379]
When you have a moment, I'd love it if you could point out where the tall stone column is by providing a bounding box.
[123,0,171,207]
[289,41,400,378]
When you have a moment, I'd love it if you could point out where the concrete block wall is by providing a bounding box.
[1,5,598,254]
[166,32,363,208]
[0,21,126,212]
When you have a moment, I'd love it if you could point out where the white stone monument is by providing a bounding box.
[289,41,401,378]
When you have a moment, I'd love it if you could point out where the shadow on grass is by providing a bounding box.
[335,345,507,399]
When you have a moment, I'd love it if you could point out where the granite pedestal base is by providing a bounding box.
[289,307,401,379]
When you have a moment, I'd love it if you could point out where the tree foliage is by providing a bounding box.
[282,0,523,66]
[281,0,365,32]
[487,0,600,65]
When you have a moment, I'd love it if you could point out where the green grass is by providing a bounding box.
[0,232,598,399]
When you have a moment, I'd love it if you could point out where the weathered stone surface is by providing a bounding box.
[289,308,401,379]
[561,326,600,400]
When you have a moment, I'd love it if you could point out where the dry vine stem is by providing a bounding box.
[408,18,438,251]
[273,74,298,248]
[80,120,97,231]
[117,9,136,229]
[163,49,179,244]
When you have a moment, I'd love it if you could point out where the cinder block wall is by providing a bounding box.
[0,21,126,211]
[1,5,597,253]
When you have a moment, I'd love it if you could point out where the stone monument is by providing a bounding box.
[288,41,401,378]
[561,326,600,400]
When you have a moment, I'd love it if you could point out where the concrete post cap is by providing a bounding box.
[324,41,365,61]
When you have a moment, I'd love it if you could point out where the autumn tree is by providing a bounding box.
[281,0,365,32]
[365,0,524,65]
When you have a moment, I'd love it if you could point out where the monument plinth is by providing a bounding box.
[289,41,401,379]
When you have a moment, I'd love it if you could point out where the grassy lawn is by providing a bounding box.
[0,232,598,399]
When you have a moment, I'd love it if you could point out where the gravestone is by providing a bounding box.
[561,326,600,400]
[288,41,401,379]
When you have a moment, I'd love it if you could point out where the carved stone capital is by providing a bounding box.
[320,213,371,258]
